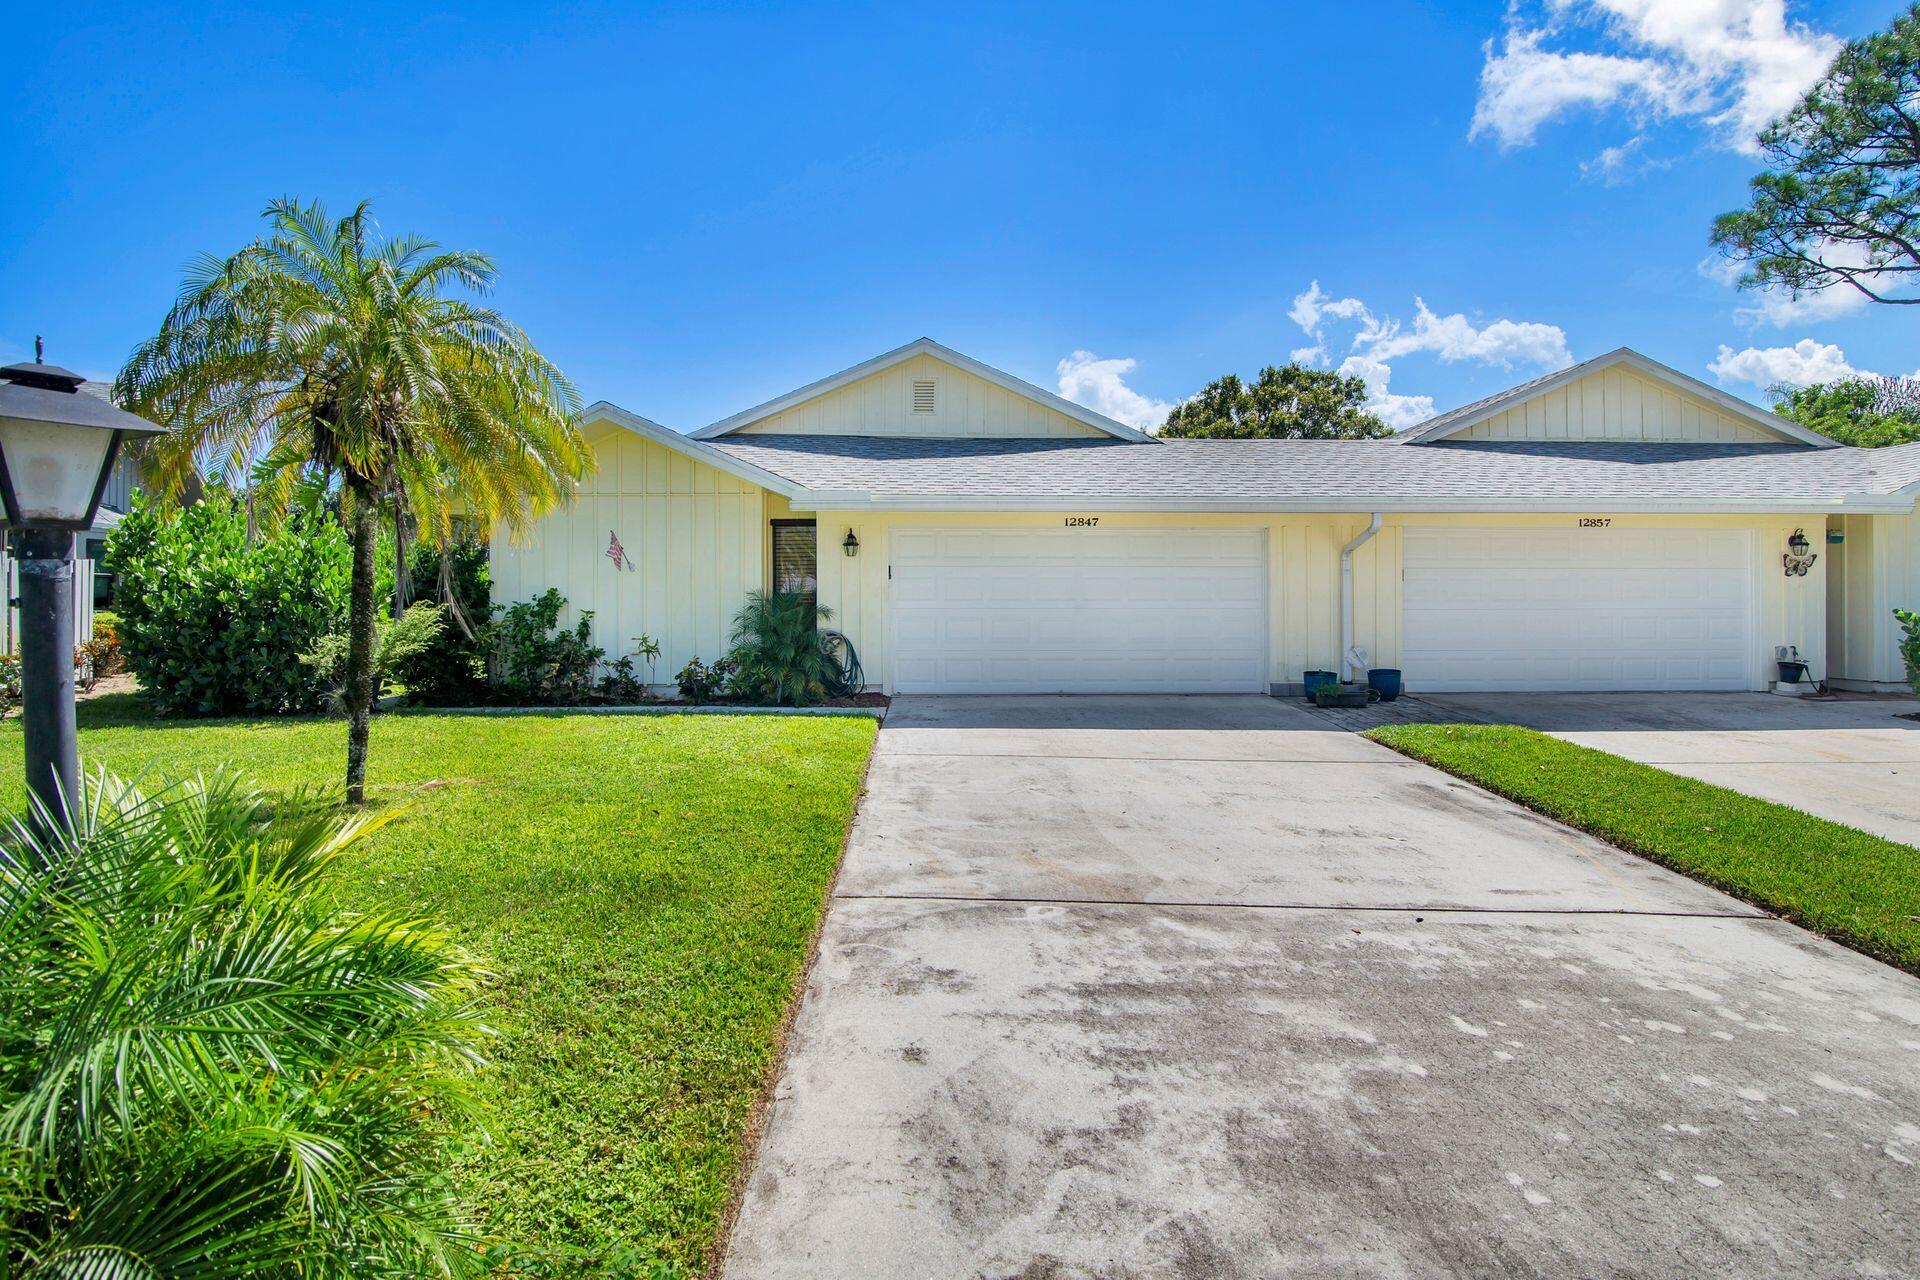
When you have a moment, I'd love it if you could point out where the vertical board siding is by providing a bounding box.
[731,354,1105,439]
[1455,368,1783,443]
[1828,508,1920,687]
[490,429,765,686]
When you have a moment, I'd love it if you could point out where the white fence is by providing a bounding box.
[0,559,95,654]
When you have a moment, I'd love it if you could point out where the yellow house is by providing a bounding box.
[492,339,1920,696]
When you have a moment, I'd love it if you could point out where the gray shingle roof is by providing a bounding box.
[707,434,1920,508]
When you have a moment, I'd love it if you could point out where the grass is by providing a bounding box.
[0,692,878,1276]
[1365,722,1920,974]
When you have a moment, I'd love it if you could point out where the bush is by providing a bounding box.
[302,601,446,707]
[104,491,356,716]
[726,591,848,707]
[393,538,494,706]
[0,768,492,1276]
[674,656,735,705]
[1898,609,1920,697]
[491,589,602,705]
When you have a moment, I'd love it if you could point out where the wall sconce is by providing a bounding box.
[1782,528,1817,577]
[842,528,860,557]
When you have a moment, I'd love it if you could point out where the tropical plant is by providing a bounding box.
[116,197,592,802]
[490,589,601,706]
[673,657,735,705]
[302,601,446,707]
[0,768,492,1278]
[1161,363,1390,439]
[726,591,848,707]
[103,490,357,716]
[1711,5,1920,307]
[1773,377,1920,447]
[1896,608,1920,697]
[392,538,493,706]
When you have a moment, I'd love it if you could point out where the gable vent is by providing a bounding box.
[911,379,936,414]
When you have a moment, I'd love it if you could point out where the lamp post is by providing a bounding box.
[0,353,164,825]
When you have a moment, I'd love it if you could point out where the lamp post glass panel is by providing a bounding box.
[0,356,164,822]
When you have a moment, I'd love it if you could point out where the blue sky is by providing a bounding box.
[6,0,1915,432]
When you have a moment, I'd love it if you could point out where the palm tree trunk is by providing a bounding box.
[343,474,379,805]
[392,502,409,620]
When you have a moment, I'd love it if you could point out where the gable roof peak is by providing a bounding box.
[1395,346,1836,449]
[689,337,1155,442]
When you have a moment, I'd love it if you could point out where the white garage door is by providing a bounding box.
[1401,527,1754,692]
[891,527,1267,693]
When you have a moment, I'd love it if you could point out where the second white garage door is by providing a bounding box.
[890,527,1267,693]
[1401,526,1755,692]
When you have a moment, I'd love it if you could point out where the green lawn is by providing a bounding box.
[1366,723,1920,974]
[0,694,877,1276]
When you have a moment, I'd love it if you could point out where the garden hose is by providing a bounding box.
[820,629,864,699]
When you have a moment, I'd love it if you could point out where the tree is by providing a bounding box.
[1160,364,1390,439]
[1711,5,1920,305]
[1773,375,1920,446]
[118,199,590,802]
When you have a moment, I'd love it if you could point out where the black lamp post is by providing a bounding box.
[0,354,164,824]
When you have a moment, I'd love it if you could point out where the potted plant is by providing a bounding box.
[1314,682,1376,709]
[1302,669,1339,699]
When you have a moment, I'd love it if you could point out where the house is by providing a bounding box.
[491,339,1920,696]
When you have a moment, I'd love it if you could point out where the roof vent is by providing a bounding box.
[911,379,936,414]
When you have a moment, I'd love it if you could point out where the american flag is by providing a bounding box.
[606,531,632,571]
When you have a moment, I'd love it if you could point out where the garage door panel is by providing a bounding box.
[891,528,1267,693]
[1402,527,1753,693]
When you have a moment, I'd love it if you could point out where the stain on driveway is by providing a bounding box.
[724,696,1920,1279]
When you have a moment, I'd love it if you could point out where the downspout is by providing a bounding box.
[1340,513,1383,682]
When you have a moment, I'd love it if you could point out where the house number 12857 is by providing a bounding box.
[1064,516,1100,527]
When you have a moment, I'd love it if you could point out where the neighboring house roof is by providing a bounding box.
[688,337,1155,443]
[705,434,1920,513]
[1394,347,1837,449]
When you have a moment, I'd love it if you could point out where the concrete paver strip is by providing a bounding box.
[725,695,1920,1279]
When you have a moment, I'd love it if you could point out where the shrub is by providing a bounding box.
[394,538,494,706]
[0,654,18,717]
[104,491,356,716]
[726,591,846,707]
[491,589,602,705]
[596,635,660,704]
[674,656,735,705]
[302,602,447,708]
[1897,609,1920,697]
[0,768,492,1277]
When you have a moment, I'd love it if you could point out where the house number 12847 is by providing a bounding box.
[1064,516,1100,527]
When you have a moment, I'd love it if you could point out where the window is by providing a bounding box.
[911,379,936,414]
[771,520,817,598]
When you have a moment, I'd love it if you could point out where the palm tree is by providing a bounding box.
[117,199,590,802]
[0,768,492,1277]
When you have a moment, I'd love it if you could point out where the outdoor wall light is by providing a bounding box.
[842,528,860,557]
[1782,528,1818,578]
[0,346,165,823]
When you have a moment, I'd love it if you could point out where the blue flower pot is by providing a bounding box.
[1367,668,1403,702]
[1303,669,1339,699]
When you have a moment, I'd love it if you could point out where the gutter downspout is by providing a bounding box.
[1340,513,1384,682]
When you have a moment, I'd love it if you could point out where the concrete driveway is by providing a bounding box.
[724,696,1920,1279]
[1422,692,1920,846]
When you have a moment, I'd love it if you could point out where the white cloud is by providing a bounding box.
[1286,284,1572,431]
[1579,134,1675,184]
[1473,1,1841,155]
[1337,353,1436,431]
[1708,338,1858,389]
[1354,299,1573,370]
[1055,350,1175,432]
[1700,241,1904,326]
[1287,281,1373,339]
